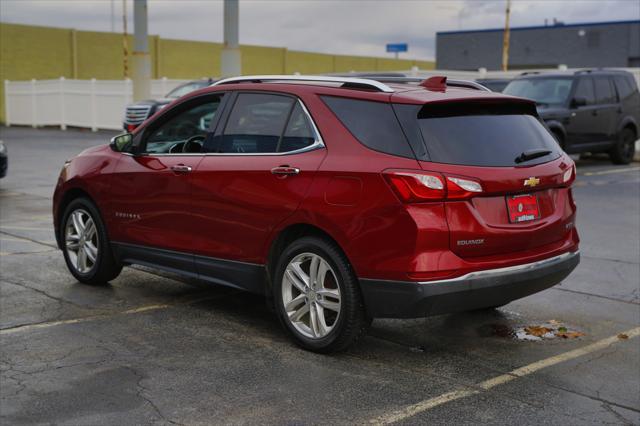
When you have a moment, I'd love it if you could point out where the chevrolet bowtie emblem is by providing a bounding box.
[524,177,540,187]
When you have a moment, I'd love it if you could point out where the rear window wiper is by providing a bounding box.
[514,149,552,164]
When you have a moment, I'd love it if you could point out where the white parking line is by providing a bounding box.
[0,303,172,336]
[370,326,640,425]
[582,166,640,176]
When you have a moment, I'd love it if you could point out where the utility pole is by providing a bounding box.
[110,0,115,32]
[221,0,241,78]
[501,0,511,71]
[122,0,129,78]
[132,0,151,101]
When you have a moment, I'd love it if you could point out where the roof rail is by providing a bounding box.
[211,74,490,93]
[211,75,395,93]
[366,76,491,92]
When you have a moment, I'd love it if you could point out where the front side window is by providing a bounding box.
[145,97,221,154]
[218,93,316,154]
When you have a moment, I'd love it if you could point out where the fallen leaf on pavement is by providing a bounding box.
[556,331,585,339]
[618,333,629,340]
[524,326,553,337]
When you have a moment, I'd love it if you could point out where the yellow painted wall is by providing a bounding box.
[158,38,222,79]
[286,51,334,74]
[0,22,435,123]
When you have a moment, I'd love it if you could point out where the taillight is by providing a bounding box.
[562,165,576,186]
[383,170,483,203]
[446,176,483,199]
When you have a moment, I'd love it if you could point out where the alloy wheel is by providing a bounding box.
[65,209,99,274]
[281,252,342,339]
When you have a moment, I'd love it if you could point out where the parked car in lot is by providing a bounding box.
[0,140,7,178]
[503,70,640,164]
[123,79,214,131]
[54,75,580,353]
[475,78,511,92]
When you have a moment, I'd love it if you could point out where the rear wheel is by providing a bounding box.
[273,236,369,353]
[609,127,636,165]
[61,198,122,285]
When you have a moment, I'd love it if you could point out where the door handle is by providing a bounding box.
[170,164,192,173]
[271,166,300,176]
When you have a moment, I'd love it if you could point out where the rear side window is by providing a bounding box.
[613,75,637,100]
[417,109,561,167]
[573,77,595,105]
[322,96,414,158]
[221,93,293,153]
[594,77,616,104]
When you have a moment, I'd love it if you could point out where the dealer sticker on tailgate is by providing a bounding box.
[507,194,540,223]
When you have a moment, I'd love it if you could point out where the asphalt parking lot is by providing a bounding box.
[1,126,639,425]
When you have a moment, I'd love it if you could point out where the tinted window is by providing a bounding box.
[145,98,220,153]
[613,76,634,99]
[279,103,317,152]
[166,82,207,99]
[418,114,561,167]
[594,77,616,104]
[322,96,414,158]
[503,78,573,105]
[573,77,595,105]
[221,93,294,153]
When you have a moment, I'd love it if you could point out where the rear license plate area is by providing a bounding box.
[507,194,540,223]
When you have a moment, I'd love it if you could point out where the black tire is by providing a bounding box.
[273,236,369,353]
[609,127,636,165]
[60,197,122,285]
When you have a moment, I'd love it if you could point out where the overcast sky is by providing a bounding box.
[1,0,638,60]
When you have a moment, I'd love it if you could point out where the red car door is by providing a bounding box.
[107,94,224,259]
[190,92,327,276]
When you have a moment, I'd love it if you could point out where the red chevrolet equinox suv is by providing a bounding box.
[53,75,580,353]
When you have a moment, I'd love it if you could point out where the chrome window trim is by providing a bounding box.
[212,74,395,93]
[417,250,579,285]
[124,98,325,158]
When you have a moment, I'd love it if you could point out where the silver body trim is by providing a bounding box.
[212,75,396,93]
[418,251,579,285]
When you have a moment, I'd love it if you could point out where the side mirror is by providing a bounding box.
[110,133,133,152]
[571,97,587,108]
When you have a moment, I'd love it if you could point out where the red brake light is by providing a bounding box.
[562,165,576,186]
[383,171,445,202]
[446,176,483,199]
[384,171,483,203]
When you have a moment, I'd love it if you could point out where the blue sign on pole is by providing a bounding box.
[386,43,408,53]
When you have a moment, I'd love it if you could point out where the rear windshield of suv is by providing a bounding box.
[417,104,561,167]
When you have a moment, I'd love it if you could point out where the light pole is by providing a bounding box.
[501,0,512,71]
[132,0,151,101]
[221,0,241,78]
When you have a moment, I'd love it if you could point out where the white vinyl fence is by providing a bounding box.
[4,67,640,131]
[4,78,189,131]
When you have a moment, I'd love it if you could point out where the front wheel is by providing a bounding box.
[609,127,636,165]
[273,236,369,353]
[61,198,122,285]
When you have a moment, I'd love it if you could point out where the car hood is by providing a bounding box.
[536,105,569,120]
[128,98,173,107]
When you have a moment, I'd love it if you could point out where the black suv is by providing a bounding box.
[123,79,214,131]
[504,70,639,164]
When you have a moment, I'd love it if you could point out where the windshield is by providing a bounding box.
[166,82,208,99]
[503,78,573,106]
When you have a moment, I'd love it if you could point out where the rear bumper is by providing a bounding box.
[360,250,580,318]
